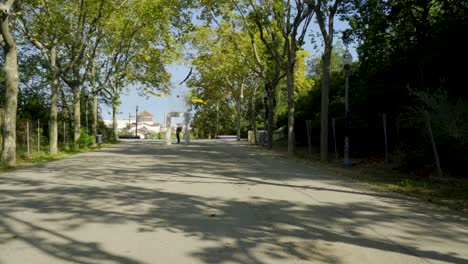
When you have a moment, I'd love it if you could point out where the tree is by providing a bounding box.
[18,0,109,148]
[189,23,254,141]
[57,0,107,146]
[199,1,282,148]
[215,0,315,154]
[272,0,314,155]
[338,0,468,176]
[94,0,194,140]
[18,0,65,154]
[0,0,19,166]
[294,43,348,152]
[16,50,50,122]
[312,0,344,162]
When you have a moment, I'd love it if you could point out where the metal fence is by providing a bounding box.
[15,119,73,158]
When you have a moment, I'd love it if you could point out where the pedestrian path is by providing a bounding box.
[0,140,467,263]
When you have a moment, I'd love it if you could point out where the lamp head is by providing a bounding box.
[342,49,353,66]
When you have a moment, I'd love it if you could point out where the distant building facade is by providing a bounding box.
[104,110,189,139]
[104,111,165,139]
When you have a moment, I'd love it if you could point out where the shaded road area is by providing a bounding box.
[1,140,467,264]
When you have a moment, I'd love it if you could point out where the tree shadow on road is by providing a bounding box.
[1,141,467,263]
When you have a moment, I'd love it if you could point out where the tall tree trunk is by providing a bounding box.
[266,84,276,149]
[91,59,98,139]
[236,100,241,141]
[72,83,81,146]
[93,90,98,136]
[0,7,19,166]
[315,0,341,162]
[287,49,296,156]
[49,44,59,154]
[236,83,244,141]
[251,87,257,145]
[112,102,118,141]
[320,48,332,162]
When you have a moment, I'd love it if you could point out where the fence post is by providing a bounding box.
[37,119,40,152]
[332,118,338,160]
[63,121,66,146]
[27,122,30,159]
[425,111,443,178]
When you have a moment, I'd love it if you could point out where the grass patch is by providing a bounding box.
[0,143,111,174]
[333,163,468,214]
[263,143,468,214]
[16,150,80,166]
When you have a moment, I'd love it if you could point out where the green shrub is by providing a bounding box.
[77,129,94,149]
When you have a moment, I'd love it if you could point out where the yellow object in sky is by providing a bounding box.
[190,98,207,104]
[148,91,170,97]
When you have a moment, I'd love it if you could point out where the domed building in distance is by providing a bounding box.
[104,110,168,139]
[138,111,154,123]
[132,111,165,138]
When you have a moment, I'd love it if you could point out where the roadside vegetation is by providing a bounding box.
[0,127,113,172]
[322,161,468,215]
[0,1,466,214]
[265,143,468,215]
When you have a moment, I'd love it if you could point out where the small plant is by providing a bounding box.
[400,178,416,187]
[77,129,94,149]
[146,132,159,139]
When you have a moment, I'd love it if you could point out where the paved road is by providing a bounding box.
[1,140,467,264]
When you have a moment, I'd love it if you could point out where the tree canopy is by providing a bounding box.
[1,0,466,178]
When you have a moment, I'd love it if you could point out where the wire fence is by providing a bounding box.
[15,119,73,158]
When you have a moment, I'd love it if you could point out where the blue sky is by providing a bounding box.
[101,20,357,123]
[102,64,192,124]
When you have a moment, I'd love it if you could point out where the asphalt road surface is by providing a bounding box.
[1,140,467,264]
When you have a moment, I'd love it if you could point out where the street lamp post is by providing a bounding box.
[343,49,353,165]
[135,105,139,138]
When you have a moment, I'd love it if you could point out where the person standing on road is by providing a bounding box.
[176,126,182,144]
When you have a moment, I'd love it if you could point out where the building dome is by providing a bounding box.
[138,111,154,123]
